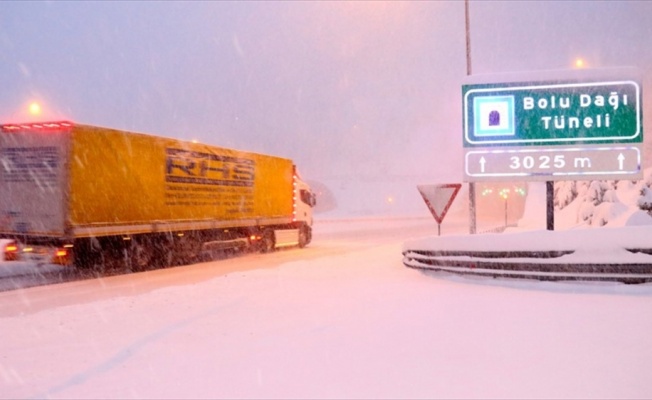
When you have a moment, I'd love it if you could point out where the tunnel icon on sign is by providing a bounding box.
[473,95,515,137]
[489,110,500,126]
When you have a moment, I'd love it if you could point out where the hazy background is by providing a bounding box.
[2,1,651,216]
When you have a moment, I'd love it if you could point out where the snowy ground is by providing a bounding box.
[2,216,652,399]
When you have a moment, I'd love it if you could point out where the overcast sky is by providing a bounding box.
[2,1,651,183]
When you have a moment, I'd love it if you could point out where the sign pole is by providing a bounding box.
[546,181,554,230]
[465,0,477,234]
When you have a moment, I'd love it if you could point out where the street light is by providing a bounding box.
[574,58,586,69]
[28,102,41,116]
[497,185,527,228]
[465,0,476,234]
[499,188,510,227]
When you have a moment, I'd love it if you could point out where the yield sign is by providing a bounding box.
[417,184,462,224]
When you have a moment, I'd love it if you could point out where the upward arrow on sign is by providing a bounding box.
[417,184,462,225]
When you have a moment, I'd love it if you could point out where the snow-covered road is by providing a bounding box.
[1,217,652,399]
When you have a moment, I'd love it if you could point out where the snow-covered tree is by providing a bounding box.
[638,186,652,213]
[554,180,576,210]
[554,167,652,226]
[585,181,607,206]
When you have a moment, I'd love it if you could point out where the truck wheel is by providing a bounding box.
[72,238,104,269]
[260,230,275,253]
[127,242,153,272]
[172,233,201,265]
[298,225,311,248]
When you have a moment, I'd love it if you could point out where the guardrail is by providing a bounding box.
[403,248,652,284]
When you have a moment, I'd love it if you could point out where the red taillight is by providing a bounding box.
[4,243,18,261]
[52,246,72,266]
[1,121,74,133]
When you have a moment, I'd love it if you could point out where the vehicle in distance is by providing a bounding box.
[0,121,316,269]
[0,238,18,261]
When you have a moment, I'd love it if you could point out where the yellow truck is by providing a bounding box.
[0,121,315,269]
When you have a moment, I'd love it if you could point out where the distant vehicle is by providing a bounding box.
[0,121,316,269]
[0,239,18,261]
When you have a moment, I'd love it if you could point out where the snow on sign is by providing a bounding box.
[417,184,461,227]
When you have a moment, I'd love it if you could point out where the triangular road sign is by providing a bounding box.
[417,184,462,224]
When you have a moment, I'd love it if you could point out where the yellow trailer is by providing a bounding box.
[0,121,315,268]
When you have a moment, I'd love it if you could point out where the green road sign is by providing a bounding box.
[463,80,641,147]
